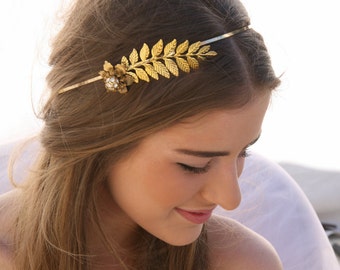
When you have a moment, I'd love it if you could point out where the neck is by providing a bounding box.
[86,185,140,268]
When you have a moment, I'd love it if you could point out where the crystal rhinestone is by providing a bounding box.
[105,77,120,91]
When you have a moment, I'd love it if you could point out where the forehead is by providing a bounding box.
[139,94,270,151]
[176,94,269,129]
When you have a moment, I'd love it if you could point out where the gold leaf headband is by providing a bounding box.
[58,25,250,94]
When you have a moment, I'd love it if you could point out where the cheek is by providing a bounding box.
[143,163,203,206]
[110,158,201,211]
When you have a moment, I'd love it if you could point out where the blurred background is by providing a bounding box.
[0,0,339,171]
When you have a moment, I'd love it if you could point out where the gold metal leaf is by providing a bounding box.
[140,43,150,61]
[151,39,163,57]
[103,61,114,72]
[129,49,139,65]
[188,41,201,54]
[176,58,190,73]
[176,40,189,54]
[121,56,129,68]
[125,75,135,86]
[204,51,217,56]
[164,59,179,76]
[198,45,211,54]
[164,39,177,56]
[97,36,219,92]
[144,64,159,80]
[187,56,199,69]
[135,68,150,82]
[153,61,170,78]
[126,71,139,83]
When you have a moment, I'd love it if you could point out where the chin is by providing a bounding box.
[159,224,204,246]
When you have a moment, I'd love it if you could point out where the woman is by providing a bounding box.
[0,0,282,269]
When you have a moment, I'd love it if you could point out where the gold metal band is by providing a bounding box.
[200,25,251,46]
[58,25,251,94]
[58,76,102,94]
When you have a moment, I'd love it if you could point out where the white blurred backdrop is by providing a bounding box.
[0,0,339,170]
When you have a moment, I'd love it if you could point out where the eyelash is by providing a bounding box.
[177,162,211,174]
[178,149,251,174]
[239,149,250,158]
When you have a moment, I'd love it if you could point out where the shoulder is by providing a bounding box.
[0,190,20,269]
[206,214,283,270]
[0,190,19,230]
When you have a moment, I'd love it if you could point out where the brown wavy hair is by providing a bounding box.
[13,0,280,269]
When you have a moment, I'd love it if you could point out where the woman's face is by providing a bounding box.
[105,94,270,246]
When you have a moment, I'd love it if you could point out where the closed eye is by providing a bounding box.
[177,162,211,174]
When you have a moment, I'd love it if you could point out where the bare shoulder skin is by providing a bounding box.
[0,190,19,269]
[207,214,283,270]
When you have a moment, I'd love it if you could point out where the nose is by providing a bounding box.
[200,159,243,210]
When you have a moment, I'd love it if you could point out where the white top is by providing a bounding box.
[215,152,339,269]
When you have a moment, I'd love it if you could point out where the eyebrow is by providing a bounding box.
[175,134,261,158]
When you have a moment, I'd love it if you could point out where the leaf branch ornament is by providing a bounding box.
[57,26,250,94]
[58,39,217,94]
[98,39,217,94]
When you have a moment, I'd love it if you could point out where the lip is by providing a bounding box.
[175,208,214,224]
